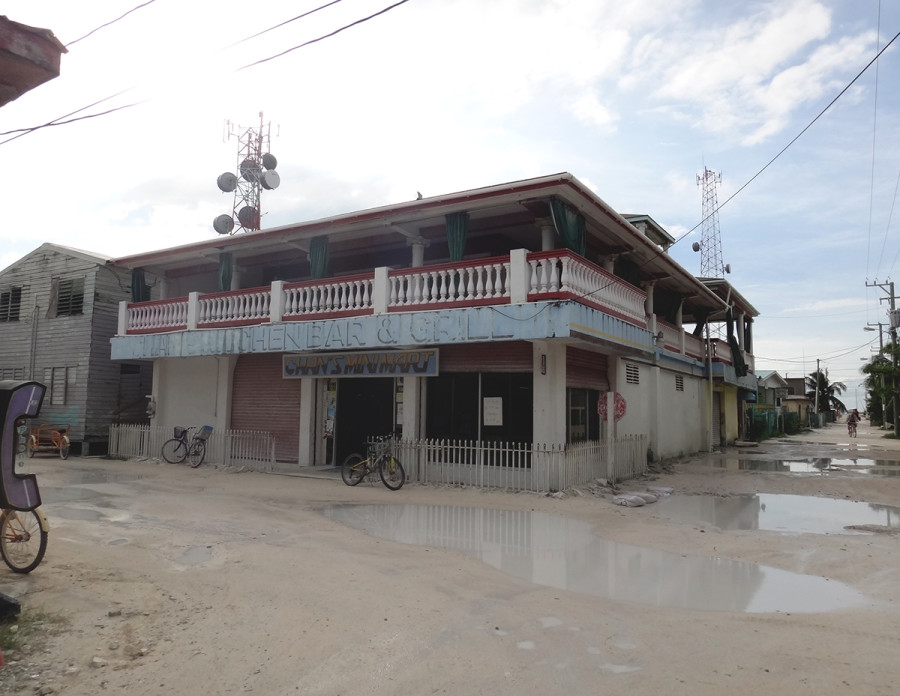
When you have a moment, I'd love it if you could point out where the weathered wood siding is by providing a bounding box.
[0,243,152,452]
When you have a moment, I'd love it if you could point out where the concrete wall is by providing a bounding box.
[615,358,707,460]
[154,356,228,434]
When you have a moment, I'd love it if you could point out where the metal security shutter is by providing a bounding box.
[439,342,533,373]
[231,354,301,462]
[566,347,609,391]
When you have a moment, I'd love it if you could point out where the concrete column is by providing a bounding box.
[298,377,317,466]
[509,249,529,304]
[230,266,242,291]
[408,238,428,267]
[737,311,746,351]
[532,340,567,445]
[373,267,389,314]
[158,276,168,300]
[644,281,656,335]
[187,292,200,330]
[401,376,423,440]
[270,280,285,322]
[117,300,128,336]
[537,218,556,251]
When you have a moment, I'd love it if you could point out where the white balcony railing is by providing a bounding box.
[526,251,646,325]
[388,258,511,308]
[118,250,742,367]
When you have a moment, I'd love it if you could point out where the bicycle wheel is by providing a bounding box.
[379,456,406,491]
[188,439,206,468]
[59,435,70,460]
[162,438,188,464]
[0,509,48,574]
[341,453,367,486]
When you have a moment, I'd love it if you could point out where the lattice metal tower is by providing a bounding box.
[696,167,725,277]
[213,112,280,235]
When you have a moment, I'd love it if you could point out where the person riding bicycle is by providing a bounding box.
[847,409,860,436]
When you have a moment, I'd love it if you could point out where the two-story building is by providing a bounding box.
[0,243,153,454]
[109,172,758,472]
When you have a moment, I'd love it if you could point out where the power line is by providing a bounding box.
[0,0,414,147]
[236,0,413,72]
[223,0,344,49]
[65,0,157,48]
[670,27,900,250]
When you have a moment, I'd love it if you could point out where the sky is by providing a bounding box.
[2,0,899,409]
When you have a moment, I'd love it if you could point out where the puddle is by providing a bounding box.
[711,456,900,474]
[175,546,212,566]
[322,504,867,613]
[655,494,900,535]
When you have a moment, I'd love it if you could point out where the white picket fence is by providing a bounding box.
[394,435,648,492]
[109,424,276,472]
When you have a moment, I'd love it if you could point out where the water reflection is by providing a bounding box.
[656,493,900,535]
[713,456,900,475]
[323,504,866,614]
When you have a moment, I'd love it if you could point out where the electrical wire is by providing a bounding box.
[223,0,344,49]
[669,27,900,250]
[236,0,413,72]
[0,0,415,146]
[65,0,157,48]
[866,0,882,279]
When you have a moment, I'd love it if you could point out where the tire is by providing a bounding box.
[59,436,70,460]
[162,438,188,464]
[0,509,48,574]
[341,454,367,486]
[188,440,206,468]
[379,456,406,491]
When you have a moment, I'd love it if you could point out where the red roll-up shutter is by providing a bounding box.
[439,342,533,372]
[231,354,301,462]
[566,347,609,391]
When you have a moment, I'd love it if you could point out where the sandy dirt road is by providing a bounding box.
[2,421,900,695]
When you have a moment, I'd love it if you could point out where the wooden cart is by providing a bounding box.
[27,424,70,459]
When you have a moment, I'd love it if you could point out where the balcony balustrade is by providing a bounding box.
[116,249,749,369]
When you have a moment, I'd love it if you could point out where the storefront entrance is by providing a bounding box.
[334,377,395,466]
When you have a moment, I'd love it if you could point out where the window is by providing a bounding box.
[625,362,640,385]
[0,286,21,322]
[43,366,75,405]
[0,367,25,380]
[54,277,85,316]
[675,375,684,391]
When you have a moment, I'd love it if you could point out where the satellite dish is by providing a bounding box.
[691,241,701,252]
[238,206,259,229]
[725,264,731,274]
[260,170,280,190]
[262,152,277,170]
[239,158,261,182]
[213,214,234,235]
[217,172,237,193]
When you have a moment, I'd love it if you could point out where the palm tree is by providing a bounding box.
[805,369,847,413]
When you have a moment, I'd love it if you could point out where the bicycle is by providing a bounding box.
[848,420,858,437]
[161,425,213,467]
[0,507,49,573]
[341,435,406,490]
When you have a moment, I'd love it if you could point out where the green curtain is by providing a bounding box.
[218,252,233,292]
[131,268,150,302]
[446,212,469,262]
[549,197,586,255]
[309,235,330,280]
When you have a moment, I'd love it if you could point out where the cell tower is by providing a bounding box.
[693,167,730,277]
[213,112,280,235]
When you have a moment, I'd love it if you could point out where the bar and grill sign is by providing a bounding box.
[283,350,439,378]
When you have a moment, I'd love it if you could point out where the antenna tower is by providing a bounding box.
[696,167,725,277]
[213,112,280,235]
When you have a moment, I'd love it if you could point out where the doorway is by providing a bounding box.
[335,377,395,465]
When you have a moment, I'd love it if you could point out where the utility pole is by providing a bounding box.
[866,281,899,433]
